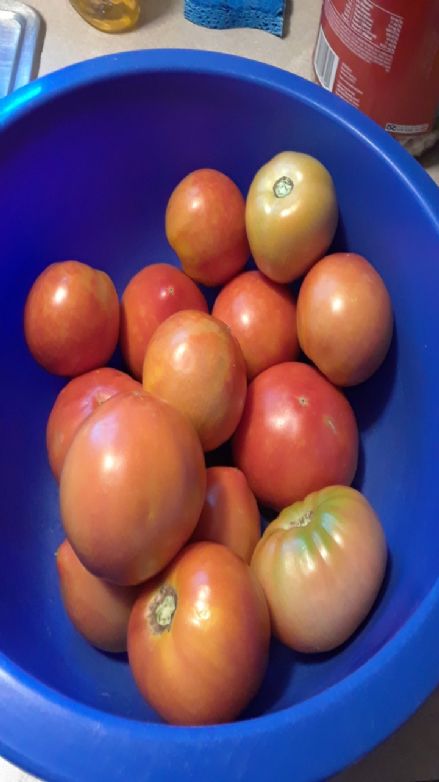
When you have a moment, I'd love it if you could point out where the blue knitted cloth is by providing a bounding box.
[184,0,286,37]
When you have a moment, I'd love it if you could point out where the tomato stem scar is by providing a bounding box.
[273,176,294,198]
[148,585,177,634]
[289,510,313,528]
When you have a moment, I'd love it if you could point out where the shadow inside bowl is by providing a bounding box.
[345,326,399,434]
[242,637,298,719]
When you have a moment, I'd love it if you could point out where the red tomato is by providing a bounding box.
[191,467,261,563]
[245,152,338,283]
[232,362,358,510]
[251,486,387,652]
[142,310,247,451]
[56,540,138,653]
[297,253,393,386]
[60,390,206,585]
[120,263,208,379]
[46,367,140,481]
[165,169,249,286]
[212,270,299,379]
[127,542,270,725]
[24,260,120,376]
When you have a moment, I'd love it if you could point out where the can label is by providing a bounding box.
[314,0,439,136]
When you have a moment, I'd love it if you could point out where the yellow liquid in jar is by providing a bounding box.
[70,0,140,32]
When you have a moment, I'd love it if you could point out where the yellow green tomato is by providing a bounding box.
[245,151,338,283]
[251,486,387,653]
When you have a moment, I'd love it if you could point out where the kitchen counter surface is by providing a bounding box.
[1,1,438,780]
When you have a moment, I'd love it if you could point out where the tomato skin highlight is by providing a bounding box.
[233,361,359,511]
[251,486,387,653]
[127,542,271,725]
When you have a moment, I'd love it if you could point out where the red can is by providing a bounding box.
[313,0,439,154]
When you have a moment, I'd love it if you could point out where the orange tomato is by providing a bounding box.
[191,467,261,562]
[297,253,393,386]
[165,169,249,286]
[120,263,208,379]
[60,391,206,585]
[46,367,140,481]
[56,540,138,653]
[143,310,247,451]
[212,270,300,379]
[24,260,120,376]
[127,542,270,725]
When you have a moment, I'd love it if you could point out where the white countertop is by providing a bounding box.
[1,2,438,780]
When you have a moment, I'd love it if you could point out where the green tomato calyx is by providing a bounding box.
[149,585,177,634]
[273,175,294,198]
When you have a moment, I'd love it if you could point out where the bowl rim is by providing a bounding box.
[1,48,438,782]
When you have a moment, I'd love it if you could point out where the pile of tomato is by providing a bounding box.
[24,151,393,726]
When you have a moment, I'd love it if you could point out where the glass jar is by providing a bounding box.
[70,0,140,32]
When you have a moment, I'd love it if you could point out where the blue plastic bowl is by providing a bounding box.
[0,49,438,782]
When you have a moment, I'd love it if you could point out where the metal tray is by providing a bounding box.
[0,1,42,98]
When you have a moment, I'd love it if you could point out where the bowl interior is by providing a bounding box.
[0,59,438,725]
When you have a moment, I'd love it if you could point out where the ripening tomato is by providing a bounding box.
[232,362,358,510]
[165,169,250,286]
[120,263,208,379]
[297,253,394,386]
[251,486,387,653]
[60,391,206,585]
[46,367,140,481]
[212,270,299,379]
[191,467,261,562]
[245,152,338,283]
[127,542,270,725]
[143,310,247,451]
[56,540,138,653]
[24,260,120,376]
